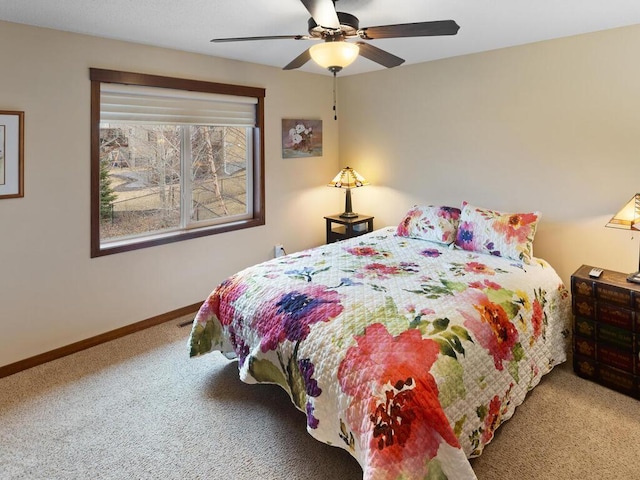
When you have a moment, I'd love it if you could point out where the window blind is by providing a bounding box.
[100,83,258,127]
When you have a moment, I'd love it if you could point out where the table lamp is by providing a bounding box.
[605,193,640,284]
[328,166,369,218]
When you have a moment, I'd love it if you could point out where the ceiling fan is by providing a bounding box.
[211,0,460,73]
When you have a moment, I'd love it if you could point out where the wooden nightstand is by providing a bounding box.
[571,264,640,399]
[324,214,374,244]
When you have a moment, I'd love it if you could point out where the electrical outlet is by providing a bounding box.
[274,244,286,258]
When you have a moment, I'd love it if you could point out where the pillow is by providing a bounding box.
[455,202,540,264]
[396,205,462,245]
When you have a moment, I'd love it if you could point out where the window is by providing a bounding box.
[90,69,265,257]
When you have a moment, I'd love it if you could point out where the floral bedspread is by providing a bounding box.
[189,228,570,480]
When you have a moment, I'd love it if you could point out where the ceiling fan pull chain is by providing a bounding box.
[333,70,338,120]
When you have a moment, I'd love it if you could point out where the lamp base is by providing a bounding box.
[339,188,358,219]
[627,271,640,284]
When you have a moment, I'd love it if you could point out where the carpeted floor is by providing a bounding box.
[1,315,639,480]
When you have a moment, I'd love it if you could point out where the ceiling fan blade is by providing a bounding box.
[211,34,308,43]
[283,48,312,70]
[300,0,340,29]
[359,20,460,40]
[355,42,404,68]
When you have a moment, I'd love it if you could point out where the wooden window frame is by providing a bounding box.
[90,68,265,258]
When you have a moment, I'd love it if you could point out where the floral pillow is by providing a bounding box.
[396,205,462,245]
[454,202,540,264]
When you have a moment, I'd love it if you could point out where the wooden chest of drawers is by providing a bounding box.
[571,264,640,399]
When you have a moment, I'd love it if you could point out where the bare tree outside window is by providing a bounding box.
[99,124,251,241]
[189,126,248,222]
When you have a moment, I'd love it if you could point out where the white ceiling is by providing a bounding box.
[2,0,640,76]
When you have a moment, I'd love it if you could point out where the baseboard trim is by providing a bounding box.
[0,302,202,379]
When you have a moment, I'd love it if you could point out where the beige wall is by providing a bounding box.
[339,24,640,286]
[0,21,341,367]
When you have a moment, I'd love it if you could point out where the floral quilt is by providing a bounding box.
[189,227,570,480]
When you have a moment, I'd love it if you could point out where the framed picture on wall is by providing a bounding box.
[282,119,322,158]
[0,110,24,199]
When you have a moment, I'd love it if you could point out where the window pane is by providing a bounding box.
[99,124,182,242]
[190,126,250,223]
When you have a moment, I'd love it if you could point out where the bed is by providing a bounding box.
[189,203,571,480]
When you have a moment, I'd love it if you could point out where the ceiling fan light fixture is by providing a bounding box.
[310,41,359,70]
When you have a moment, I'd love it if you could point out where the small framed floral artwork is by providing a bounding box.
[0,110,24,199]
[282,119,322,158]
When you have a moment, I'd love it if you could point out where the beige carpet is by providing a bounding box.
[1,315,639,480]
